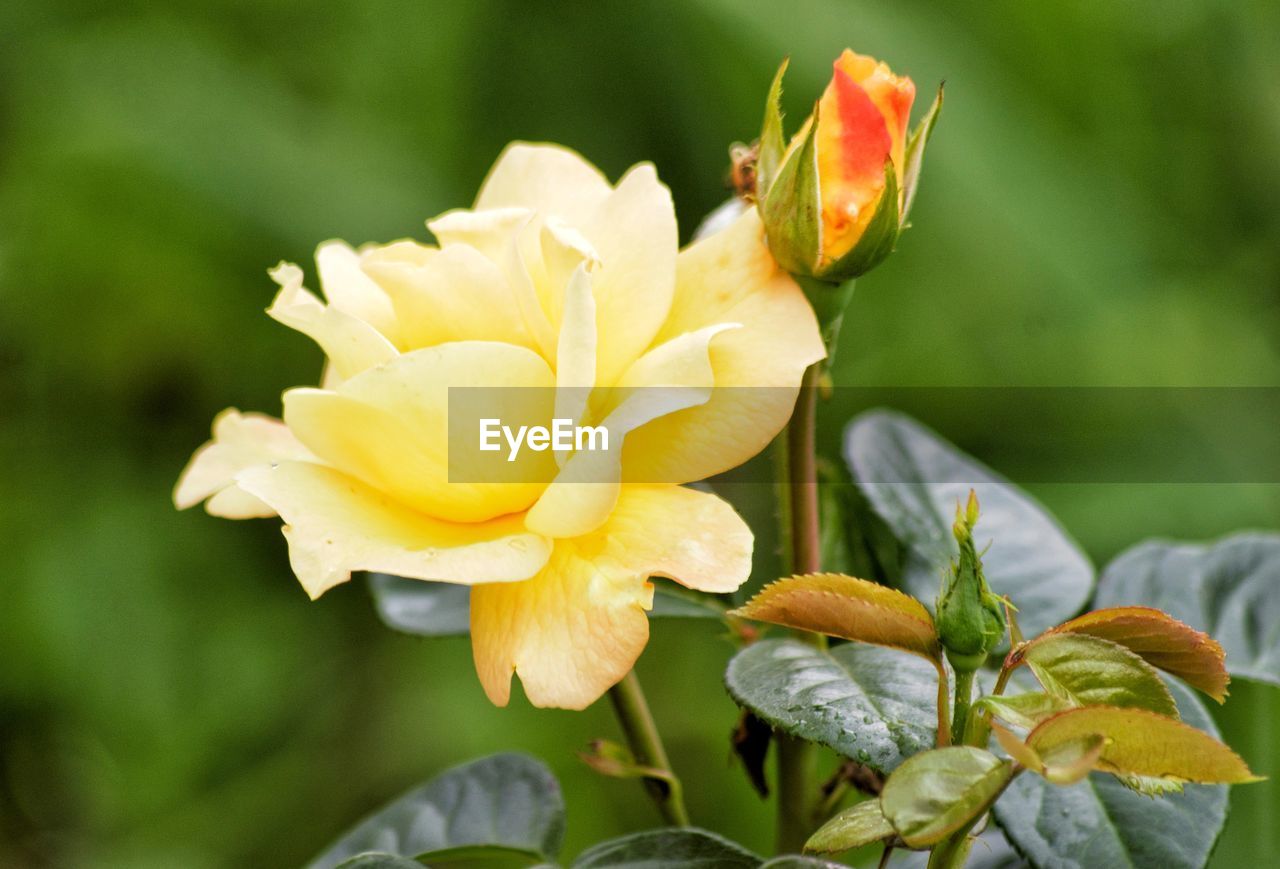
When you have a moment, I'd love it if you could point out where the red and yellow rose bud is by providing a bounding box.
[756,49,942,285]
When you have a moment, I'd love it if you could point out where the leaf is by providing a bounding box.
[648,585,728,619]
[901,83,944,223]
[991,722,1104,785]
[995,679,1229,869]
[334,855,423,869]
[974,691,1072,730]
[1012,633,1178,718]
[759,858,845,868]
[845,410,1094,641]
[880,747,1012,847]
[730,574,941,662]
[1027,706,1260,784]
[306,753,564,869]
[724,639,939,773]
[804,799,894,854]
[408,845,548,868]
[370,573,471,637]
[570,828,759,868]
[1044,607,1228,701]
[369,575,722,637]
[1094,533,1280,687]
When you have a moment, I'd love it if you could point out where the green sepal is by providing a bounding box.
[759,101,822,276]
[901,83,943,224]
[757,58,789,198]
[816,157,901,282]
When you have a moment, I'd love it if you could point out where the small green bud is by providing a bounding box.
[936,490,1007,673]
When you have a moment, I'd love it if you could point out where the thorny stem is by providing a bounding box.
[775,362,826,853]
[607,670,690,826]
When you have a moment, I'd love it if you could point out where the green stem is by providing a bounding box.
[775,362,825,854]
[607,671,689,826]
[965,662,1014,750]
[934,661,952,747]
[950,668,976,746]
[775,733,817,853]
[787,364,823,579]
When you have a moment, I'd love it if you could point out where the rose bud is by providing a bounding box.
[755,50,942,285]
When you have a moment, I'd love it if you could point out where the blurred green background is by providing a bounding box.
[2,0,1278,866]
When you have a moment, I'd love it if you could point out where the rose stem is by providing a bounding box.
[607,670,690,826]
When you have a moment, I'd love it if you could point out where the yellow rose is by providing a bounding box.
[175,144,824,709]
[756,49,941,282]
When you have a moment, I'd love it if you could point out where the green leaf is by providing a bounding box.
[844,409,1095,640]
[307,753,564,869]
[880,746,1012,847]
[409,845,548,868]
[1094,533,1280,687]
[1013,633,1178,718]
[369,574,722,637]
[994,680,1230,869]
[730,574,941,662]
[571,828,759,868]
[759,858,845,868]
[901,83,944,223]
[648,585,728,619]
[757,58,789,196]
[334,855,423,869]
[974,691,1072,730]
[804,799,894,854]
[724,639,939,773]
[1045,607,1229,701]
[369,573,471,637]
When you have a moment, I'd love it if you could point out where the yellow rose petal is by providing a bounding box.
[525,323,732,539]
[623,209,824,483]
[238,461,552,600]
[266,262,398,381]
[472,484,749,709]
[361,241,536,352]
[475,142,612,229]
[283,342,557,523]
[470,544,653,710]
[315,240,401,343]
[583,163,678,386]
[595,484,752,593]
[173,408,314,518]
